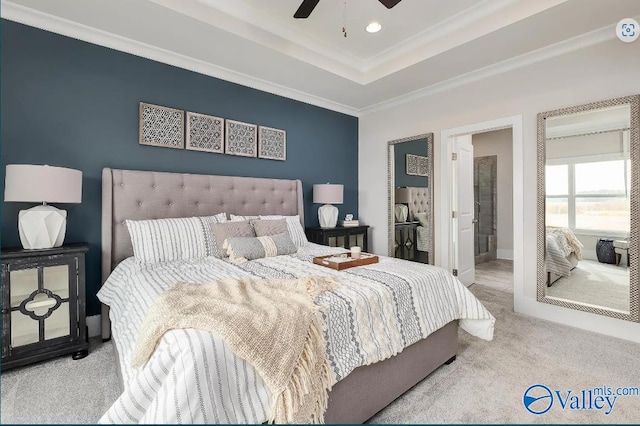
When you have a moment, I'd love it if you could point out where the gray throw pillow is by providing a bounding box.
[224,232,298,264]
[251,219,288,237]
[209,221,255,258]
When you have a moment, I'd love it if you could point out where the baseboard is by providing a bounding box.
[496,249,514,260]
[87,315,101,338]
[582,249,597,261]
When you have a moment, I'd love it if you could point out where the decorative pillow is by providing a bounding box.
[251,219,288,237]
[414,212,429,227]
[259,215,308,247]
[209,221,255,258]
[230,214,259,222]
[127,213,227,263]
[224,232,298,264]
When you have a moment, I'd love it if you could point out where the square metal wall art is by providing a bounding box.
[225,119,257,157]
[406,153,429,177]
[258,126,286,161]
[186,111,224,153]
[139,102,184,149]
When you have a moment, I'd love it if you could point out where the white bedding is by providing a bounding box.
[546,227,583,277]
[98,243,495,424]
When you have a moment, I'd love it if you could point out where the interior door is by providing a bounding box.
[454,135,475,286]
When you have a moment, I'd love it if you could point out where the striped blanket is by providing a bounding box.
[98,243,494,423]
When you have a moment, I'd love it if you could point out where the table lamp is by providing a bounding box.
[4,164,82,249]
[395,187,411,222]
[313,183,343,228]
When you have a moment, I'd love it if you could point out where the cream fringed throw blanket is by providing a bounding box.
[131,276,338,423]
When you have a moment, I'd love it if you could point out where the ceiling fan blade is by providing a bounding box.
[294,0,320,18]
[378,0,402,9]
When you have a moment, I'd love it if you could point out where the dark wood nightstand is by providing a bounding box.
[394,222,429,263]
[1,243,89,370]
[306,225,369,252]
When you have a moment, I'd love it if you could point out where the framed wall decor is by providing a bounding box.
[186,112,224,153]
[258,126,286,161]
[139,102,184,149]
[406,153,429,177]
[225,120,257,157]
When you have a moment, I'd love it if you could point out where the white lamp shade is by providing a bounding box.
[4,164,82,203]
[313,184,344,204]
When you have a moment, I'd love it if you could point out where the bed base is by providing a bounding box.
[109,320,458,424]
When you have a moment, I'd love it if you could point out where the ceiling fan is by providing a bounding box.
[294,0,403,19]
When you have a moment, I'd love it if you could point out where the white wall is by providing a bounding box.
[472,128,514,259]
[358,38,640,342]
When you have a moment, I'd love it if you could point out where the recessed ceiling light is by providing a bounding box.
[365,22,382,33]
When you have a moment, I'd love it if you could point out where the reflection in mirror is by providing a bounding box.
[537,95,639,322]
[387,134,434,264]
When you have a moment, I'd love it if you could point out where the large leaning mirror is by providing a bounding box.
[388,133,434,264]
[537,95,639,322]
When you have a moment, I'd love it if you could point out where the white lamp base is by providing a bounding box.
[318,204,339,228]
[394,204,408,222]
[18,205,67,249]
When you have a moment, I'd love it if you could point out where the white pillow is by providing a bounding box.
[126,213,227,263]
[259,215,308,247]
[414,212,429,227]
[230,214,259,222]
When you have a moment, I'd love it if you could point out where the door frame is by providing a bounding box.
[438,115,523,296]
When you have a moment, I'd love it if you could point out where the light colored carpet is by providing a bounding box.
[547,260,630,312]
[475,259,514,293]
[2,286,640,424]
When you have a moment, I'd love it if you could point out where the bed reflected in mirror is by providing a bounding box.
[537,95,639,322]
[387,134,434,263]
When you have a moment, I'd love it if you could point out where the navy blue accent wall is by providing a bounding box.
[394,139,429,188]
[1,20,359,316]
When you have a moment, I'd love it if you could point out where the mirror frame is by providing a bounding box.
[536,95,640,322]
[387,133,434,261]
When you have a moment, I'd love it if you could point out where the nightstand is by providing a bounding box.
[1,243,89,370]
[306,225,369,252]
[395,222,429,263]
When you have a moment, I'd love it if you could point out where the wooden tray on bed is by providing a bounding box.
[313,252,379,270]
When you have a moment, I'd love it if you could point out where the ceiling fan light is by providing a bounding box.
[365,22,382,33]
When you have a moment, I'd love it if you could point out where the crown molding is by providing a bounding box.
[359,23,617,116]
[151,0,365,83]
[361,0,569,82]
[1,1,360,117]
[154,0,569,85]
[1,1,625,118]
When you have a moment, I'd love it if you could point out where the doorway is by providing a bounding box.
[438,116,523,301]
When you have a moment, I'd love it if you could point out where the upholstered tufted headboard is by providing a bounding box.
[405,186,429,222]
[101,168,304,282]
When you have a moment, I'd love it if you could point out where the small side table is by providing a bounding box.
[306,225,369,252]
[613,240,630,267]
[1,243,89,370]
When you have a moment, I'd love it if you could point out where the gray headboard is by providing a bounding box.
[101,168,304,282]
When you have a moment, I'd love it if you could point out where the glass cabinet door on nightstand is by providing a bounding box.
[3,257,77,359]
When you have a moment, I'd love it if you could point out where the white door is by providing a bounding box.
[453,135,475,286]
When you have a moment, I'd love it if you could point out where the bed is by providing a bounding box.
[546,226,583,286]
[98,168,494,424]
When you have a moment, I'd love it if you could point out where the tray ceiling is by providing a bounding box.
[3,0,640,115]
